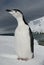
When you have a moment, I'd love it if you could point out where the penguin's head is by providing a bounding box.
[6,9,23,19]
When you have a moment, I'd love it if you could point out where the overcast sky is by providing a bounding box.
[0,0,44,34]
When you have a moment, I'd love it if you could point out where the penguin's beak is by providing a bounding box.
[6,9,11,12]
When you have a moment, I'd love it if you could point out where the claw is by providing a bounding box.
[17,58,29,61]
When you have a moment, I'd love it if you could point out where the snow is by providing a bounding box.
[0,36,44,65]
[29,16,44,33]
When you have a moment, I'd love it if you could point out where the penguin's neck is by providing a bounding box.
[16,17,26,27]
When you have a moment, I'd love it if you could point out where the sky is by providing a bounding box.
[0,0,44,34]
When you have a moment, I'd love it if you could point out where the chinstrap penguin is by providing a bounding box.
[6,9,34,61]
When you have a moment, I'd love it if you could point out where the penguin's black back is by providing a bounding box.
[29,27,34,53]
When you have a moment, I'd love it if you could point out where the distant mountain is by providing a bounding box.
[29,17,44,33]
[0,33,14,36]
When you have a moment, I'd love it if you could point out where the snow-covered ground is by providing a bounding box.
[0,36,44,65]
[29,16,44,33]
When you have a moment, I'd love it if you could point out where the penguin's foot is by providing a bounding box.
[17,58,29,61]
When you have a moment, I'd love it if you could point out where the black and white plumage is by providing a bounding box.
[6,9,34,60]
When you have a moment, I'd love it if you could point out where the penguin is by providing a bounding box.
[6,9,34,61]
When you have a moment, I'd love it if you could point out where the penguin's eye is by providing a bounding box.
[16,11,19,15]
[16,11,19,13]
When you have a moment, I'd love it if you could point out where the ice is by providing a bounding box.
[29,16,44,33]
[0,36,44,65]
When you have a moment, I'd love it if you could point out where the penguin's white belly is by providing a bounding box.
[15,26,32,58]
